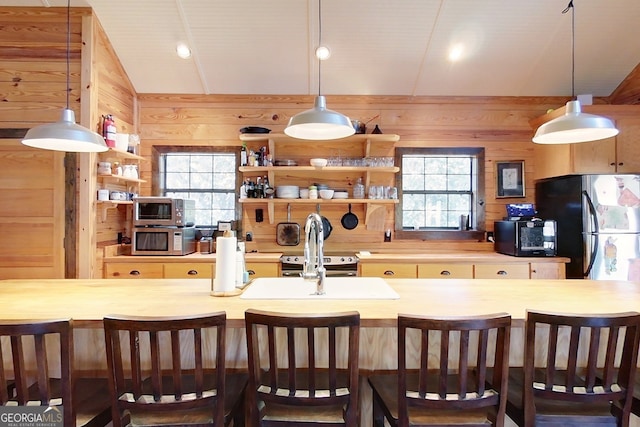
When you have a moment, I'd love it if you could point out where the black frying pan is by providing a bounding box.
[341,204,359,230]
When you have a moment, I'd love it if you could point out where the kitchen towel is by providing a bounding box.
[212,233,237,294]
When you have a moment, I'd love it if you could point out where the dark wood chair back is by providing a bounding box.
[521,310,640,427]
[104,312,245,427]
[396,313,511,426]
[244,309,360,427]
[0,318,111,427]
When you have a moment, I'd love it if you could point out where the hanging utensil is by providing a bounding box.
[276,204,300,246]
[341,204,359,230]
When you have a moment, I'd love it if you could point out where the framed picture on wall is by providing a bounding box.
[496,160,525,198]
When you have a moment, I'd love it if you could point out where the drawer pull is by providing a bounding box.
[187,270,198,276]
[497,270,507,276]
[440,270,451,276]
[129,270,141,276]
[383,270,395,276]
[247,269,256,276]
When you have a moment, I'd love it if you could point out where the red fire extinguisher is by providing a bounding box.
[102,114,116,148]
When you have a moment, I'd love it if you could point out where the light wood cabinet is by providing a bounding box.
[532,107,640,179]
[105,262,163,279]
[530,262,566,279]
[417,263,474,279]
[164,263,214,279]
[473,264,530,279]
[245,262,280,279]
[360,263,417,278]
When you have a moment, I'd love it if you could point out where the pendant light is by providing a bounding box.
[22,0,107,152]
[285,0,355,140]
[532,1,618,144]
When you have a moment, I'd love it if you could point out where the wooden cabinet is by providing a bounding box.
[239,133,399,226]
[164,263,213,279]
[473,264,530,279]
[418,263,474,279]
[105,262,163,279]
[532,106,640,179]
[530,262,566,279]
[246,262,279,278]
[360,263,417,278]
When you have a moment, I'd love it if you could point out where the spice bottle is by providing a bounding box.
[309,185,318,199]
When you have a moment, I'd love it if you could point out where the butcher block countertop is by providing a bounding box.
[0,278,634,328]
[103,251,283,263]
[355,251,570,264]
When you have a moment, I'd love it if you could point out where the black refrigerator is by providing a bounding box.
[535,174,640,280]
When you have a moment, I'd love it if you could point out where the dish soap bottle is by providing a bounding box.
[353,177,365,199]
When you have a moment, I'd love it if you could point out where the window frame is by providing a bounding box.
[152,145,242,227]
[394,147,486,241]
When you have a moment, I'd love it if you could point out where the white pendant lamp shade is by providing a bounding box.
[533,100,619,144]
[22,108,108,152]
[285,96,355,140]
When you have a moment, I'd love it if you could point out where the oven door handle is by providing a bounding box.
[281,270,358,277]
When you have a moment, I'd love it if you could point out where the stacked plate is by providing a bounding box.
[333,190,349,199]
[275,186,300,199]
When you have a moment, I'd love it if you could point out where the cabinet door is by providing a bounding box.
[360,263,417,278]
[246,262,279,279]
[571,137,616,174]
[104,262,163,279]
[530,262,565,279]
[474,264,529,279]
[615,118,640,173]
[418,263,473,279]
[164,263,214,279]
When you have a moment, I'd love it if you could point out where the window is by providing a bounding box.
[160,150,238,227]
[396,147,485,239]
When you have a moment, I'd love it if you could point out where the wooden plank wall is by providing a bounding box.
[0,7,90,278]
[0,7,136,278]
[137,94,581,254]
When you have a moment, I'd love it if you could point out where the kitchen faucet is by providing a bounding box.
[302,212,326,295]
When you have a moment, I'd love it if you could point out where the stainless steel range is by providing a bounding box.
[280,254,358,277]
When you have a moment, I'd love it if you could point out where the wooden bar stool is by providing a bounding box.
[0,318,112,427]
[504,310,640,427]
[367,312,512,427]
[103,312,247,427]
[244,309,360,427]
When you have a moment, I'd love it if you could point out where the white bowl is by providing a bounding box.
[299,188,310,199]
[333,191,349,199]
[319,189,334,200]
[310,158,328,167]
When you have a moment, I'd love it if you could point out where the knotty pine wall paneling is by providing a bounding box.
[0,7,93,278]
[136,95,581,254]
[77,12,137,279]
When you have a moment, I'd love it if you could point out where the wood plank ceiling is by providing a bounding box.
[2,0,640,99]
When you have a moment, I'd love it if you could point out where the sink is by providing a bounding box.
[240,277,400,300]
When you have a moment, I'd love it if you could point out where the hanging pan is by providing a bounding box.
[341,204,359,230]
[276,204,300,246]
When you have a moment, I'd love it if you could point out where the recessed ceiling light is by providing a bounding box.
[176,43,192,59]
[448,44,464,62]
[315,46,331,61]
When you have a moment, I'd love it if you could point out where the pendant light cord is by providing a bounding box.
[562,0,575,98]
[317,0,322,96]
[66,0,71,109]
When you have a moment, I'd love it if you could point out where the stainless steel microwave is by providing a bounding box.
[494,220,557,257]
[133,197,195,227]
[131,226,197,256]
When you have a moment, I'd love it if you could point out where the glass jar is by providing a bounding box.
[353,178,365,199]
[97,162,111,176]
[122,164,138,179]
[309,185,318,199]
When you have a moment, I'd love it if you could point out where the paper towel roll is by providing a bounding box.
[213,236,237,293]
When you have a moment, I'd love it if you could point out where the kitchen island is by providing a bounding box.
[1,277,638,426]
